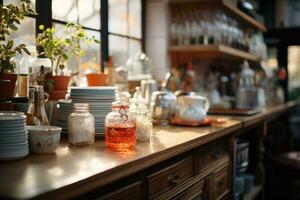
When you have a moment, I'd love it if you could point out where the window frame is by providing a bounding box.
[1,0,145,72]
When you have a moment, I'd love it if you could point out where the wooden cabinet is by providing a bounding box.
[195,140,229,175]
[96,181,142,200]
[94,140,231,200]
[147,156,194,199]
[171,180,204,200]
[211,164,230,200]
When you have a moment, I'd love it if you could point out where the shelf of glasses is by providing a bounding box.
[169,0,267,32]
[168,44,260,62]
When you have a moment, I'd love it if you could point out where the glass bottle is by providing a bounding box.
[105,101,136,151]
[17,53,30,97]
[68,103,95,145]
[26,87,35,125]
[33,86,49,125]
[130,87,152,142]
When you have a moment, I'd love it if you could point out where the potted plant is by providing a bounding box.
[37,23,99,100]
[0,0,36,100]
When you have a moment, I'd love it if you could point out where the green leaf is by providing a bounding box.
[22,47,31,55]
[16,48,22,54]
[7,40,13,49]
[10,24,18,31]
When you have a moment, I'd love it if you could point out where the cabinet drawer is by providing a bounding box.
[147,156,194,198]
[212,164,230,200]
[196,140,228,174]
[98,181,142,200]
[171,180,204,200]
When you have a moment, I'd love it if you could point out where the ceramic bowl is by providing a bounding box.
[27,126,62,154]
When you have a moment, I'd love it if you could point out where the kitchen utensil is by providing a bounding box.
[171,117,212,127]
[140,79,157,106]
[236,61,259,109]
[174,90,195,97]
[27,125,61,153]
[150,91,177,125]
[57,87,116,136]
[68,103,95,145]
[105,101,136,151]
[176,95,210,122]
[0,112,29,160]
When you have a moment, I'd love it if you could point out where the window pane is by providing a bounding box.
[128,0,141,38]
[129,39,142,59]
[52,0,78,22]
[52,0,100,30]
[78,0,101,30]
[7,17,35,47]
[80,30,101,74]
[288,46,300,91]
[53,23,101,73]
[109,0,128,35]
[109,35,128,66]
[3,0,35,10]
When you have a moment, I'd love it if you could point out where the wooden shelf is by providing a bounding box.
[168,44,260,62]
[169,0,267,32]
[243,185,263,200]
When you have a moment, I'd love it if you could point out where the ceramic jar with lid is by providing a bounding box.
[68,103,95,145]
[105,101,136,150]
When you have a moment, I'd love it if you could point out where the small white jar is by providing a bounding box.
[68,103,95,145]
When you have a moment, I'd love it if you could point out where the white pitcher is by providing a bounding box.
[176,95,210,122]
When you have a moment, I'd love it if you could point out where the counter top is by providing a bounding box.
[0,102,296,200]
[216,101,297,128]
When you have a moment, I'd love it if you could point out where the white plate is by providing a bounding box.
[0,113,26,121]
[0,151,28,161]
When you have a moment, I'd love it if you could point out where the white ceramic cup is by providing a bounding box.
[27,126,62,154]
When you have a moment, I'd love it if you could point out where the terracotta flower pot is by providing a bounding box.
[86,73,107,86]
[48,75,71,91]
[48,90,67,101]
[0,74,17,100]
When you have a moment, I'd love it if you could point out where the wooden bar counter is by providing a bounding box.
[0,102,296,200]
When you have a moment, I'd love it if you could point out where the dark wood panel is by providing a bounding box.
[96,181,142,200]
[195,140,229,174]
[212,164,230,200]
[171,180,204,200]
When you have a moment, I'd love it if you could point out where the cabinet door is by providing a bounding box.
[147,156,194,199]
[195,140,229,176]
[171,180,204,200]
[211,164,230,200]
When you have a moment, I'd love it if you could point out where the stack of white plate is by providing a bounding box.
[57,87,116,137]
[0,113,29,160]
[56,99,73,134]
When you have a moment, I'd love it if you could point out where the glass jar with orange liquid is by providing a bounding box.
[105,101,136,151]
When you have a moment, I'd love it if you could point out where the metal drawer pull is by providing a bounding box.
[211,151,220,159]
[217,178,225,186]
[168,174,180,185]
[0,80,10,85]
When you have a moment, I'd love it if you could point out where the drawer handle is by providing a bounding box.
[218,179,225,186]
[0,80,10,85]
[211,151,220,159]
[168,174,180,185]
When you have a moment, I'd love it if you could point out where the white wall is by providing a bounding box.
[146,0,170,81]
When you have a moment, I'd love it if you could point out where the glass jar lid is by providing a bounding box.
[74,103,89,112]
